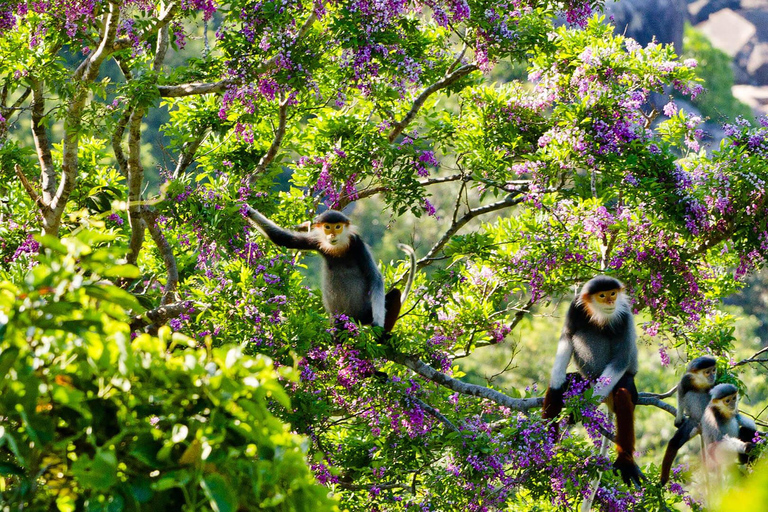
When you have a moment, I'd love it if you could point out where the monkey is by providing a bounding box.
[245,207,415,332]
[659,355,717,485]
[542,275,644,487]
[701,383,758,469]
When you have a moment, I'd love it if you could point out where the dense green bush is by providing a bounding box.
[0,232,336,511]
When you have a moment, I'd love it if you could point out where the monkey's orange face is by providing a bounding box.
[591,288,621,311]
[692,366,716,388]
[315,222,351,256]
[319,222,346,245]
[713,393,738,416]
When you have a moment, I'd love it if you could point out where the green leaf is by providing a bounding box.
[72,450,118,491]
[201,473,238,512]
[0,346,19,380]
[84,284,144,312]
[0,461,24,476]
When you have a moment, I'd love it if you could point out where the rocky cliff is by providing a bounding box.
[606,0,768,115]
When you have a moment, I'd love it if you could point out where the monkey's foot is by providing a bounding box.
[612,455,645,488]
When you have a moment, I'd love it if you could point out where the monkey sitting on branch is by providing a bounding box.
[246,207,414,333]
[659,356,717,485]
[542,275,645,487]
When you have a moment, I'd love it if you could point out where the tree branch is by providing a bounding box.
[172,132,206,178]
[732,346,768,368]
[388,352,543,412]
[130,300,191,331]
[386,352,679,417]
[112,2,178,52]
[143,208,179,305]
[409,396,460,433]
[157,79,234,98]
[126,105,147,264]
[29,79,55,204]
[420,192,525,265]
[345,173,465,207]
[14,164,44,209]
[388,64,479,143]
[51,3,122,236]
[251,96,289,179]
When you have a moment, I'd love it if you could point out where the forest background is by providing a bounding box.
[1,0,768,511]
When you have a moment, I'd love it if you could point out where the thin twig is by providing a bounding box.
[388,64,479,142]
[14,164,44,209]
[732,346,768,368]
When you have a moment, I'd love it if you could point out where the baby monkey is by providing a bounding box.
[660,356,717,485]
[701,383,757,467]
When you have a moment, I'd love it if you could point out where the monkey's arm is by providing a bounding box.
[737,413,757,431]
[675,374,694,426]
[549,331,573,389]
[359,241,385,327]
[246,208,319,250]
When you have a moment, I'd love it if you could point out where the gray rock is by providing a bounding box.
[605,0,687,51]
[696,9,757,57]
[687,0,741,24]
[741,0,768,8]
[732,84,768,115]
[747,44,768,85]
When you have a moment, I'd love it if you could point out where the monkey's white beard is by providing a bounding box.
[318,234,351,257]
[582,297,629,327]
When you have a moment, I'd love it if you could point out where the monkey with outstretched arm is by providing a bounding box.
[701,383,758,467]
[542,275,644,487]
[245,207,413,332]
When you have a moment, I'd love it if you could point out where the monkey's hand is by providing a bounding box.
[674,416,685,428]
[612,454,645,488]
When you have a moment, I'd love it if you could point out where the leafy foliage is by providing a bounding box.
[0,1,767,511]
[0,232,335,511]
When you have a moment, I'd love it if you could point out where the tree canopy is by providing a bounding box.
[1,0,767,510]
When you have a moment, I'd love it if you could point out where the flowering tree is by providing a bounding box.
[1,0,767,510]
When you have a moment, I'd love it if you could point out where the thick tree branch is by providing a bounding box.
[388,352,543,412]
[126,105,147,264]
[111,105,132,176]
[386,352,679,418]
[637,394,676,416]
[388,64,479,143]
[157,80,234,98]
[29,79,55,205]
[50,3,121,236]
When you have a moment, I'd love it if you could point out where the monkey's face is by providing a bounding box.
[589,287,623,317]
[712,393,738,418]
[316,222,351,255]
[693,366,716,388]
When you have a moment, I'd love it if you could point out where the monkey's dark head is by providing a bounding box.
[313,210,353,256]
[688,355,717,387]
[579,275,627,327]
[710,383,739,417]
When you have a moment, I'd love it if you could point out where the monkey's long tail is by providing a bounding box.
[397,243,416,303]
